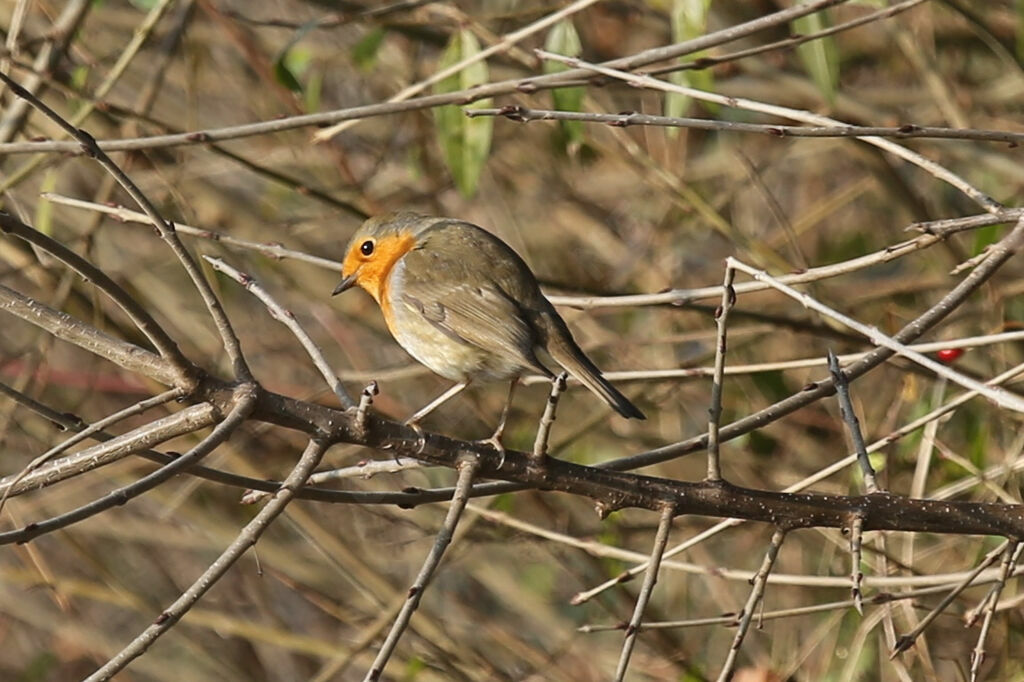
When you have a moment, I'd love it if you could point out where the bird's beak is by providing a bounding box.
[332,272,359,296]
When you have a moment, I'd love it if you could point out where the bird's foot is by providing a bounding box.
[475,433,507,469]
[403,419,427,456]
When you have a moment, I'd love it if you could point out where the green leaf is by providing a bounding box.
[432,30,493,198]
[352,27,385,71]
[273,56,303,93]
[543,20,585,149]
[793,9,840,104]
[304,66,323,112]
[273,45,312,94]
[665,0,715,132]
[272,18,320,94]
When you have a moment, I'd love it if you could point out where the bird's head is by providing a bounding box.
[333,212,428,303]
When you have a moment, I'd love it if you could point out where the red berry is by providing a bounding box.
[936,348,964,363]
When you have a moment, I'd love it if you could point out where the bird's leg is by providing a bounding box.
[406,380,471,424]
[477,379,518,468]
[405,381,471,453]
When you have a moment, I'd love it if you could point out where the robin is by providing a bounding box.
[332,212,644,447]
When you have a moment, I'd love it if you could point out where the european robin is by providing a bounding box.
[332,212,644,446]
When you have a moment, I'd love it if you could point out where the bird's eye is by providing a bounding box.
[360,240,374,256]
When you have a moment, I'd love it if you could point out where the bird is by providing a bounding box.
[332,212,644,449]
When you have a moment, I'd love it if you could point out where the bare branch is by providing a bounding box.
[828,350,879,493]
[729,256,1024,414]
[313,0,604,142]
[0,401,218,499]
[203,256,355,408]
[532,372,567,459]
[717,529,788,682]
[607,215,1024,472]
[0,0,846,156]
[44,193,344,270]
[469,105,1024,145]
[0,386,185,513]
[0,211,196,383]
[84,437,328,681]
[365,458,479,681]
[536,51,1001,212]
[0,385,255,545]
[969,542,1022,681]
[0,283,180,386]
[891,541,1010,658]
[706,264,735,481]
[0,70,252,382]
[0,0,89,143]
[614,505,674,681]
[850,516,866,615]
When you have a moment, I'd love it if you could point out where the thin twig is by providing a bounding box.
[0,0,845,156]
[581,327,1024,379]
[466,503,1024,591]
[644,0,926,80]
[469,105,1024,145]
[891,540,1010,658]
[0,402,219,499]
[717,528,788,682]
[0,379,379,506]
[965,542,1024,627]
[0,283,181,386]
[355,380,379,436]
[573,219,1024,474]
[0,0,89,143]
[50,194,1021,310]
[0,386,185,515]
[533,372,567,459]
[727,256,1024,414]
[83,437,328,681]
[203,256,355,407]
[0,212,195,383]
[535,50,1001,213]
[365,458,479,681]
[828,350,879,493]
[241,457,425,504]
[850,515,866,615]
[313,0,603,141]
[572,358,1024,604]
[0,70,253,382]
[0,0,176,192]
[614,505,674,682]
[969,542,1022,681]
[706,265,735,481]
[580,576,1014,632]
[44,193,346,270]
[573,350,1024,602]
[0,386,256,545]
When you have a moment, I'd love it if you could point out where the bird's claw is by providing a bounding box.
[476,435,506,469]
[404,419,426,456]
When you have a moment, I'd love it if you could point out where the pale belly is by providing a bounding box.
[385,289,525,383]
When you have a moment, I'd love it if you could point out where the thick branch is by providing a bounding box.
[0,283,180,386]
[234,386,1024,538]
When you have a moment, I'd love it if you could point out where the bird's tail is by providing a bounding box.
[540,312,645,420]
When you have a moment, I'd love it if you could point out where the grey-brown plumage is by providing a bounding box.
[336,213,645,420]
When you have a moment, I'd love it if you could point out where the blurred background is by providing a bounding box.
[1,1,1024,680]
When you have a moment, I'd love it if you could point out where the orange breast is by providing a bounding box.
[361,232,417,333]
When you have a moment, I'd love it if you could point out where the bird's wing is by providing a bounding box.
[398,248,550,375]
